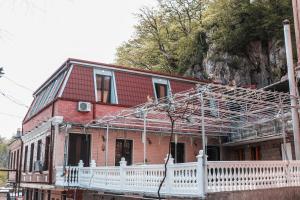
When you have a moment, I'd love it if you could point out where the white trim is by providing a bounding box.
[22,116,64,143]
[70,60,200,84]
[93,68,118,104]
[58,64,74,97]
[152,77,172,100]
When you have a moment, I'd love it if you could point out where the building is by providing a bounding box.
[8,58,299,199]
[17,58,206,199]
[7,129,22,187]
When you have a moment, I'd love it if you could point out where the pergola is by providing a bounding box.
[85,83,299,164]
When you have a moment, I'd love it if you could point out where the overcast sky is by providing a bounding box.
[0,0,156,138]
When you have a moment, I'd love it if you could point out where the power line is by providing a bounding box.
[0,90,29,108]
[2,75,33,92]
[0,112,22,119]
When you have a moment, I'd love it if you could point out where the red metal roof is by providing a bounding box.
[115,71,154,106]
[62,65,95,102]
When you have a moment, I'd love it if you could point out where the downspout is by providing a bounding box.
[48,102,55,184]
[17,139,23,196]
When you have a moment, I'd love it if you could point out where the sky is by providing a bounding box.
[0,0,156,138]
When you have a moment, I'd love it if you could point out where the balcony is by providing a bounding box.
[55,150,300,198]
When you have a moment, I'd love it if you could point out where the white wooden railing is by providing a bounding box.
[55,151,300,198]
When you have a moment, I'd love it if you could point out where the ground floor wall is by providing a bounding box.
[54,127,207,167]
[22,188,82,200]
[221,139,295,161]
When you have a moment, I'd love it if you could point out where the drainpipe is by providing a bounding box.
[283,20,300,160]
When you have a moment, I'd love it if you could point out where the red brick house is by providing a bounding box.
[17,58,206,199]
[8,58,298,200]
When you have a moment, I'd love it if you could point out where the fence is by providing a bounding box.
[55,151,300,198]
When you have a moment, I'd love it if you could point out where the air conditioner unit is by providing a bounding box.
[78,101,91,112]
[34,160,43,173]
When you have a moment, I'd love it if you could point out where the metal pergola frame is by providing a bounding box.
[85,83,300,163]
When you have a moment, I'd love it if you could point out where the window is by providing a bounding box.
[155,83,167,99]
[94,69,117,104]
[237,148,245,160]
[43,136,51,171]
[68,134,91,167]
[207,146,220,161]
[16,150,20,170]
[13,151,16,169]
[37,140,42,161]
[152,78,171,100]
[250,146,261,160]
[23,146,28,172]
[115,139,133,166]
[26,70,67,120]
[8,151,11,169]
[96,75,111,103]
[29,143,35,172]
[171,142,185,163]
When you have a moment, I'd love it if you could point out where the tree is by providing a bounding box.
[0,68,3,78]
[116,0,294,85]
[116,0,208,77]
[203,0,293,84]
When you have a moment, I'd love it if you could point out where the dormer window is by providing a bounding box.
[96,75,111,103]
[94,69,117,104]
[152,78,171,100]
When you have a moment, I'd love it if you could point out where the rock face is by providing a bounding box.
[186,40,288,88]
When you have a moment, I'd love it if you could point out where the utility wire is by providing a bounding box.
[2,75,33,92]
[0,112,22,119]
[0,90,29,108]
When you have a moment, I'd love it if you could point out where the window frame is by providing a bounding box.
[93,68,118,104]
[37,140,42,161]
[152,78,171,100]
[23,146,28,172]
[29,143,35,172]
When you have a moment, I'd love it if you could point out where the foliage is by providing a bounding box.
[204,0,293,62]
[116,0,293,81]
[0,67,4,78]
[116,0,208,75]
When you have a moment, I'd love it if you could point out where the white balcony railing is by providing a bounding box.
[55,151,300,198]
[56,152,205,197]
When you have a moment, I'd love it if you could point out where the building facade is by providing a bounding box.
[8,58,295,199]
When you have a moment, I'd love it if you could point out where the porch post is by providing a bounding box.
[119,157,127,190]
[142,112,147,164]
[78,160,84,187]
[105,124,109,166]
[196,150,207,198]
[200,93,206,155]
[164,154,174,194]
[89,160,96,187]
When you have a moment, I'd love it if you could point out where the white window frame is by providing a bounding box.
[93,68,118,104]
[152,77,172,100]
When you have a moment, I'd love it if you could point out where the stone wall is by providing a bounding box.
[207,187,300,200]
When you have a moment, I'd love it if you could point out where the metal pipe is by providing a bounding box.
[283,19,300,159]
[292,0,300,67]
[143,114,147,164]
[105,124,109,166]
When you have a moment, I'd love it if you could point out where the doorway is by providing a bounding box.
[171,142,185,163]
[68,133,91,167]
[115,139,133,166]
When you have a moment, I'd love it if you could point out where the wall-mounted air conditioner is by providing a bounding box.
[78,101,91,112]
